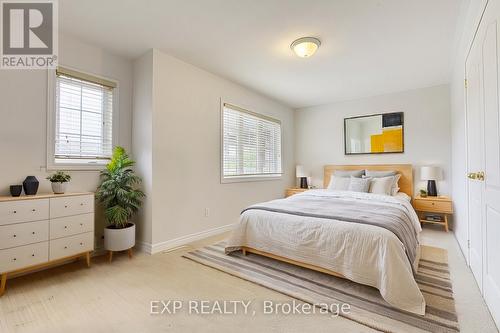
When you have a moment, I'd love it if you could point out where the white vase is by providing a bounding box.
[51,182,67,194]
[104,223,136,251]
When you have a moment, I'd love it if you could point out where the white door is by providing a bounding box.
[466,35,484,291]
[481,0,500,327]
[466,0,500,327]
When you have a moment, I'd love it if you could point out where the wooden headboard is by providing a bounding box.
[323,164,414,198]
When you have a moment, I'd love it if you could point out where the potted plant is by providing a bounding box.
[46,171,71,194]
[420,189,428,198]
[96,147,145,261]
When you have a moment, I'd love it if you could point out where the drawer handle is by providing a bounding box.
[13,234,16,238]
[12,258,16,261]
[32,254,35,257]
[80,223,83,226]
[13,210,17,214]
[65,205,68,208]
[32,209,36,212]
[64,226,68,229]
[32,231,35,235]
[80,203,84,206]
[431,203,435,205]
[64,246,68,249]
[80,242,83,246]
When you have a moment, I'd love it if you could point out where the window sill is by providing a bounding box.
[221,174,282,184]
[47,159,109,171]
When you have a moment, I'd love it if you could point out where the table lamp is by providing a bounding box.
[296,165,309,189]
[420,166,442,196]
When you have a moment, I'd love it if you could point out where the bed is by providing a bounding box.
[225,164,426,315]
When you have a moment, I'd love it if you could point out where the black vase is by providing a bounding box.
[10,185,22,197]
[23,176,39,195]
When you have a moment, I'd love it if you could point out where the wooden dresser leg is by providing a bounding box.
[128,248,133,259]
[444,214,449,232]
[85,252,91,267]
[0,273,7,297]
[108,250,113,263]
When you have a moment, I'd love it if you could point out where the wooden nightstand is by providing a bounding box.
[285,188,309,197]
[413,195,453,232]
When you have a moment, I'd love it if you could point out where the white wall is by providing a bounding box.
[450,0,488,259]
[0,34,133,248]
[295,85,451,196]
[133,49,295,251]
[132,51,154,245]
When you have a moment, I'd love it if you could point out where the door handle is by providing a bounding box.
[468,171,485,181]
[468,172,478,179]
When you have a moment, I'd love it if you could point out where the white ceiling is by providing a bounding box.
[59,0,462,108]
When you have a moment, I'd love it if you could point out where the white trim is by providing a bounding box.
[46,65,120,171]
[136,223,236,255]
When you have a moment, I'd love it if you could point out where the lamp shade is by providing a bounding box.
[420,166,442,180]
[296,165,308,178]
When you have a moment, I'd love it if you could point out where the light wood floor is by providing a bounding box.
[0,227,498,333]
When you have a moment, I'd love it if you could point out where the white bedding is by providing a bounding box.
[225,189,425,315]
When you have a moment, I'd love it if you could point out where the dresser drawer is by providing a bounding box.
[413,199,453,213]
[50,195,94,218]
[0,241,49,273]
[0,220,49,250]
[49,232,94,261]
[0,199,49,226]
[50,213,94,240]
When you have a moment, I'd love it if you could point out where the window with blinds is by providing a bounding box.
[222,103,282,180]
[54,68,115,164]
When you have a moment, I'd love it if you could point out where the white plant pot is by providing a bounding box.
[104,223,136,251]
[51,182,68,194]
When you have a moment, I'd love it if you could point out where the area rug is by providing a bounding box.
[183,243,459,333]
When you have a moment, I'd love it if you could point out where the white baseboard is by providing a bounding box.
[136,223,235,255]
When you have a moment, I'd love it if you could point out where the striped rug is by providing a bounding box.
[183,243,459,333]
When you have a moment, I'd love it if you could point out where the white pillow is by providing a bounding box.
[327,176,351,191]
[368,176,395,195]
[348,176,371,193]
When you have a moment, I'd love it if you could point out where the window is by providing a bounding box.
[222,103,282,181]
[49,67,116,168]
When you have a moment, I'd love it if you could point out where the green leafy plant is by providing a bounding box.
[96,147,145,229]
[419,189,428,197]
[46,171,71,183]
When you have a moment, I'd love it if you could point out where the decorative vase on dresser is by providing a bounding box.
[22,176,39,195]
[0,192,95,296]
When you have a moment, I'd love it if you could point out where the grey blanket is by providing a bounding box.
[242,193,419,272]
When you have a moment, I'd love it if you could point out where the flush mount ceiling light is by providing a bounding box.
[290,37,321,58]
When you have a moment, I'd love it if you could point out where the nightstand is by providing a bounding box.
[285,188,309,197]
[413,195,453,232]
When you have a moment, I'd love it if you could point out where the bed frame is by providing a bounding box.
[241,164,414,279]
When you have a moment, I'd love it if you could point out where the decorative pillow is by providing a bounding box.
[365,170,401,196]
[348,176,371,193]
[334,170,365,178]
[365,170,397,178]
[327,175,351,191]
[368,176,395,195]
[391,174,402,196]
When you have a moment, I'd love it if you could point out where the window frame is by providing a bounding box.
[220,100,283,183]
[47,66,119,171]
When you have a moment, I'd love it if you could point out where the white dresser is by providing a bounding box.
[0,192,94,296]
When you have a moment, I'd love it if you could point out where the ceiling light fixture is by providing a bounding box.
[290,37,321,58]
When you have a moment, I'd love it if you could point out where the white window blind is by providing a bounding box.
[54,69,114,163]
[222,103,282,179]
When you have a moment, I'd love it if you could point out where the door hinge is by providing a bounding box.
[464,79,468,88]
